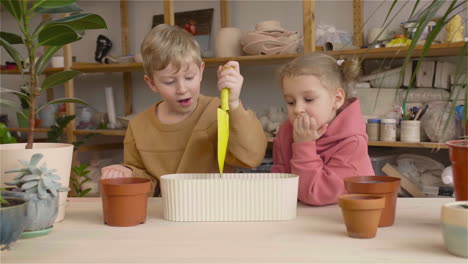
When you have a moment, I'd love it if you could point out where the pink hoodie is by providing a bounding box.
[271,98,374,206]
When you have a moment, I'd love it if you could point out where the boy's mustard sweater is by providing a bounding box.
[123,95,267,195]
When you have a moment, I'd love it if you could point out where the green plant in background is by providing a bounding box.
[0,187,8,205]
[0,123,17,144]
[71,164,91,197]
[46,114,75,143]
[0,0,107,149]
[4,153,68,199]
[395,0,467,136]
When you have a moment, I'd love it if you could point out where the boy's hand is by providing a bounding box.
[217,61,243,110]
[293,114,328,143]
[101,165,133,179]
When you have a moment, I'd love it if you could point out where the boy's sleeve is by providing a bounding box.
[291,136,368,206]
[225,102,267,168]
[123,123,157,196]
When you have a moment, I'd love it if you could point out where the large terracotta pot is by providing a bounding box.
[0,143,73,223]
[447,140,468,201]
[100,178,151,227]
[338,194,385,239]
[344,176,400,227]
[441,201,468,258]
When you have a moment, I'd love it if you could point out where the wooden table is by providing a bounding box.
[2,197,465,263]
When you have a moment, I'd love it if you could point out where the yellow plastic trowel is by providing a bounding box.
[217,87,230,176]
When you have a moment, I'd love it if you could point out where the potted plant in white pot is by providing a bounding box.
[3,153,68,238]
[0,0,107,221]
[0,188,27,250]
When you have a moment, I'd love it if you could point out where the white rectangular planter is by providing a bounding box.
[161,173,298,222]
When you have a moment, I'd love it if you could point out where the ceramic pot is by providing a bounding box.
[2,191,59,232]
[0,197,27,250]
[100,177,151,227]
[447,140,468,201]
[441,201,468,258]
[344,176,400,227]
[0,143,74,223]
[338,194,385,239]
[215,27,243,57]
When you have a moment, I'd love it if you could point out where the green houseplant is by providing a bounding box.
[3,153,67,237]
[0,0,107,222]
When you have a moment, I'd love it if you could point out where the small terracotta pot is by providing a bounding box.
[100,178,151,227]
[344,176,400,227]
[447,140,468,201]
[441,201,468,258]
[338,194,385,239]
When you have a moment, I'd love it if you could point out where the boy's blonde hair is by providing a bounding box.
[278,52,361,95]
[141,24,202,76]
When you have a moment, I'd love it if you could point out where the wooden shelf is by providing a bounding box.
[267,137,447,149]
[8,128,50,133]
[368,141,448,149]
[74,129,126,136]
[2,42,464,75]
[326,41,467,59]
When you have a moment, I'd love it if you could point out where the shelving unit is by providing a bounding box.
[2,0,463,151]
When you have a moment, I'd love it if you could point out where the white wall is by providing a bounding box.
[1,0,466,127]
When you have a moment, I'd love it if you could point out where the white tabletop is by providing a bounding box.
[2,197,465,264]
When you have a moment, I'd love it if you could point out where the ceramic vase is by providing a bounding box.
[0,197,27,250]
[441,201,468,258]
[215,27,243,57]
[447,140,468,201]
[100,177,152,227]
[338,194,385,239]
[344,176,400,227]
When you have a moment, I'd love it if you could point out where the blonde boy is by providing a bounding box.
[101,24,267,196]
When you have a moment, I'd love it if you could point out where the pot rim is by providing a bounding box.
[446,139,468,148]
[344,176,401,194]
[338,194,386,210]
[0,143,73,150]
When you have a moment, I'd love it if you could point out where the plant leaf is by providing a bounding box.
[49,187,57,197]
[25,186,38,194]
[21,181,38,190]
[79,188,92,197]
[22,175,41,182]
[38,24,81,46]
[35,45,63,74]
[0,87,28,98]
[33,0,77,9]
[36,98,87,114]
[49,13,107,31]
[0,36,24,72]
[37,180,48,199]
[41,70,81,91]
[0,98,26,118]
[35,3,82,14]
[0,31,23,44]
[30,153,44,167]
[0,0,23,20]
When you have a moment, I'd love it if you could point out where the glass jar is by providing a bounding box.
[380,119,397,142]
[366,119,381,141]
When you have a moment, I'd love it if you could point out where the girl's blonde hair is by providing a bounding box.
[278,52,361,95]
[140,24,202,76]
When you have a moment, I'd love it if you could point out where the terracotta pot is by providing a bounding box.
[447,140,468,201]
[344,176,400,227]
[441,201,468,258]
[338,194,385,239]
[100,178,151,227]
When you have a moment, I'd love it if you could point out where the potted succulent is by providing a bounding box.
[0,0,107,221]
[0,188,27,250]
[3,153,67,237]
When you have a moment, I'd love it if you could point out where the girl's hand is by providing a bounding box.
[217,61,243,110]
[293,114,328,143]
[101,165,133,179]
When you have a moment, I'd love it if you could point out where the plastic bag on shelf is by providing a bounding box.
[315,24,352,47]
[398,88,450,104]
[421,101,457,142]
